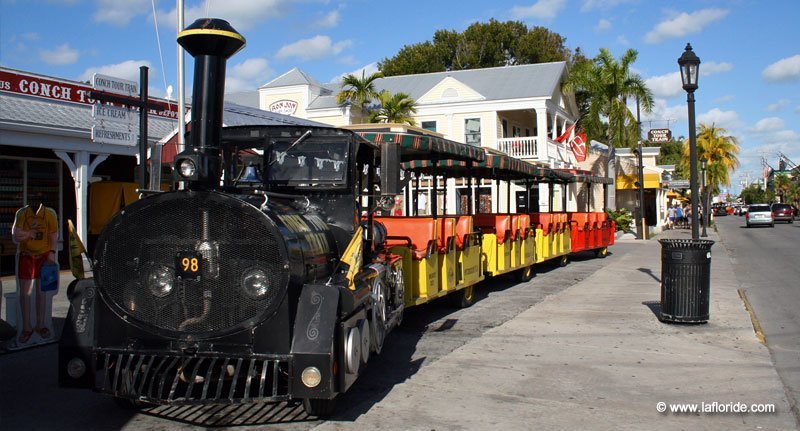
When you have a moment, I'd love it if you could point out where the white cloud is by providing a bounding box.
[595,19,612,32]
[616,35,630,46]
[225,58,274,92]
[94,0,149,26]
[641,98,687,126]
[581,0,637,12]
[762,55,800,83]
[700,61,732,75]
[275,35,352,61]
[314,10,340,29]
[330,62,380,83]
[697,108,741,129]
[39,43,79,65]
[157,0,298,31]
[766,99,790,112]
[644,8,729,43]
[645,71,682,99]
[714,95,734,104]
[78,60,153,83]
[510,0,567,20]
[750,117,785,133]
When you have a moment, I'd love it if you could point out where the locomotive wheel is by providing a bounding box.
[449,285,475,309]
[371,279,388,354]
[516,265,534,282]
[303,397,337,418]
[558,255,568,267]
[594,247,608,258]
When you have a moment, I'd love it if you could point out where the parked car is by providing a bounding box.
[739,205,748,216]
[771,203,795,223]
[745,204,773,227]
[713,205,728,216]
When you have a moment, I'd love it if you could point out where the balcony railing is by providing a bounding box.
[497,136,575,166]
[497,137,539,159]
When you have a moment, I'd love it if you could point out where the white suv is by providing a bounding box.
[745,204,773,228]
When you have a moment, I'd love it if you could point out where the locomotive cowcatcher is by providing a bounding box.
[58,18,405,417]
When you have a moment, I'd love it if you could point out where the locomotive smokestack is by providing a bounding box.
[174,18,245,188]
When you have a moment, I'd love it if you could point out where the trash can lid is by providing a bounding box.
[658,238,715,250]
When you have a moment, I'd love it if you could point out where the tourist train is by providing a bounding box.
[57,18,615,417]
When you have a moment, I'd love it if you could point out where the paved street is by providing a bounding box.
[1,224,798,430]
[715,213,800,423]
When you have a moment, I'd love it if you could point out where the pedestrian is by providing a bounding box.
[675,205,684,229]
[666,205,676,229]
[11,202,58,344]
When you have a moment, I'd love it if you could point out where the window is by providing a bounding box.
[464,118,481,146]
[421,121,437,132]
[502,119,508,138]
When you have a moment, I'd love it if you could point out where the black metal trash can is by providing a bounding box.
[659,239,715,323]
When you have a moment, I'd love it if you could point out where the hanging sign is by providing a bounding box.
[648,128,672,144]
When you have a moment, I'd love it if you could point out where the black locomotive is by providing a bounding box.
[58,18,404,417]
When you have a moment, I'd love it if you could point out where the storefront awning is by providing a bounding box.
[616,172,661,190]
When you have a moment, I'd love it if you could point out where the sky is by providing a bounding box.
[1,0,799,195]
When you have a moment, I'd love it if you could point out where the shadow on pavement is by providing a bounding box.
[142,400,316,427]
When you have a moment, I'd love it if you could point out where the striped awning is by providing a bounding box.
[401,153,568,182]
[357,132,485,163]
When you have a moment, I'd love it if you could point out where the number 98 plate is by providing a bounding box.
[176,252,202,279]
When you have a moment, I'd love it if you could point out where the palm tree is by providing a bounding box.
[369,91,417,126]
[562,48,653,210]
[681,123,740,195]
[773,173,792,202]
[562,48,654,149]
[336,70,384,123]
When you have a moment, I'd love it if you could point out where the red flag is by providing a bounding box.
[570,132,587,162]
[555,124,576,143]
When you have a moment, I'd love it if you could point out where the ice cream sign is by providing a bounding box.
[269,99,298,115]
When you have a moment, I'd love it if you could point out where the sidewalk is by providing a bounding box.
[315,228,798,430]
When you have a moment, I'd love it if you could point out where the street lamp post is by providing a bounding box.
[700,157,708,237]
[678,43,701,240]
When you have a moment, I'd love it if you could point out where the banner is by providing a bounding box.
[555,124,587,162]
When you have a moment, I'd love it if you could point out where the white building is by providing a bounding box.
[230,63,610,214]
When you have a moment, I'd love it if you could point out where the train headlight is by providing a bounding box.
[146,265,174,298]
[301,367,322,388]
[67,357,86,379]
[241,268,269,299]
[179,159,197,178]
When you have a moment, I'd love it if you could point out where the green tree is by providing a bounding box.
[379,20,571,76]
[740,184,774,205]
[655,135,687,179]
[336,70,384,123]
[562,48,654,149]
[680,123,740,195]
[369,91,417,126]
[773,173,792,202]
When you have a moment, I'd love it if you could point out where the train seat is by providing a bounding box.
[375,217,437,260]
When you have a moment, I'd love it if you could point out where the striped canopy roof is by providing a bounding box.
[401,153,574,182]
[357,132,485,163]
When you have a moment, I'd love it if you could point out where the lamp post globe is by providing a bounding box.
[678,43,701,239]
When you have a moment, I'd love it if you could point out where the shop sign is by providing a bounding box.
[647,128,672,144]
[91,125,137,146]
[92,104,137,128]
[92,73,138,97]
[0,69,180,120]
[269,99,298,115]
[666,179,690,188]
